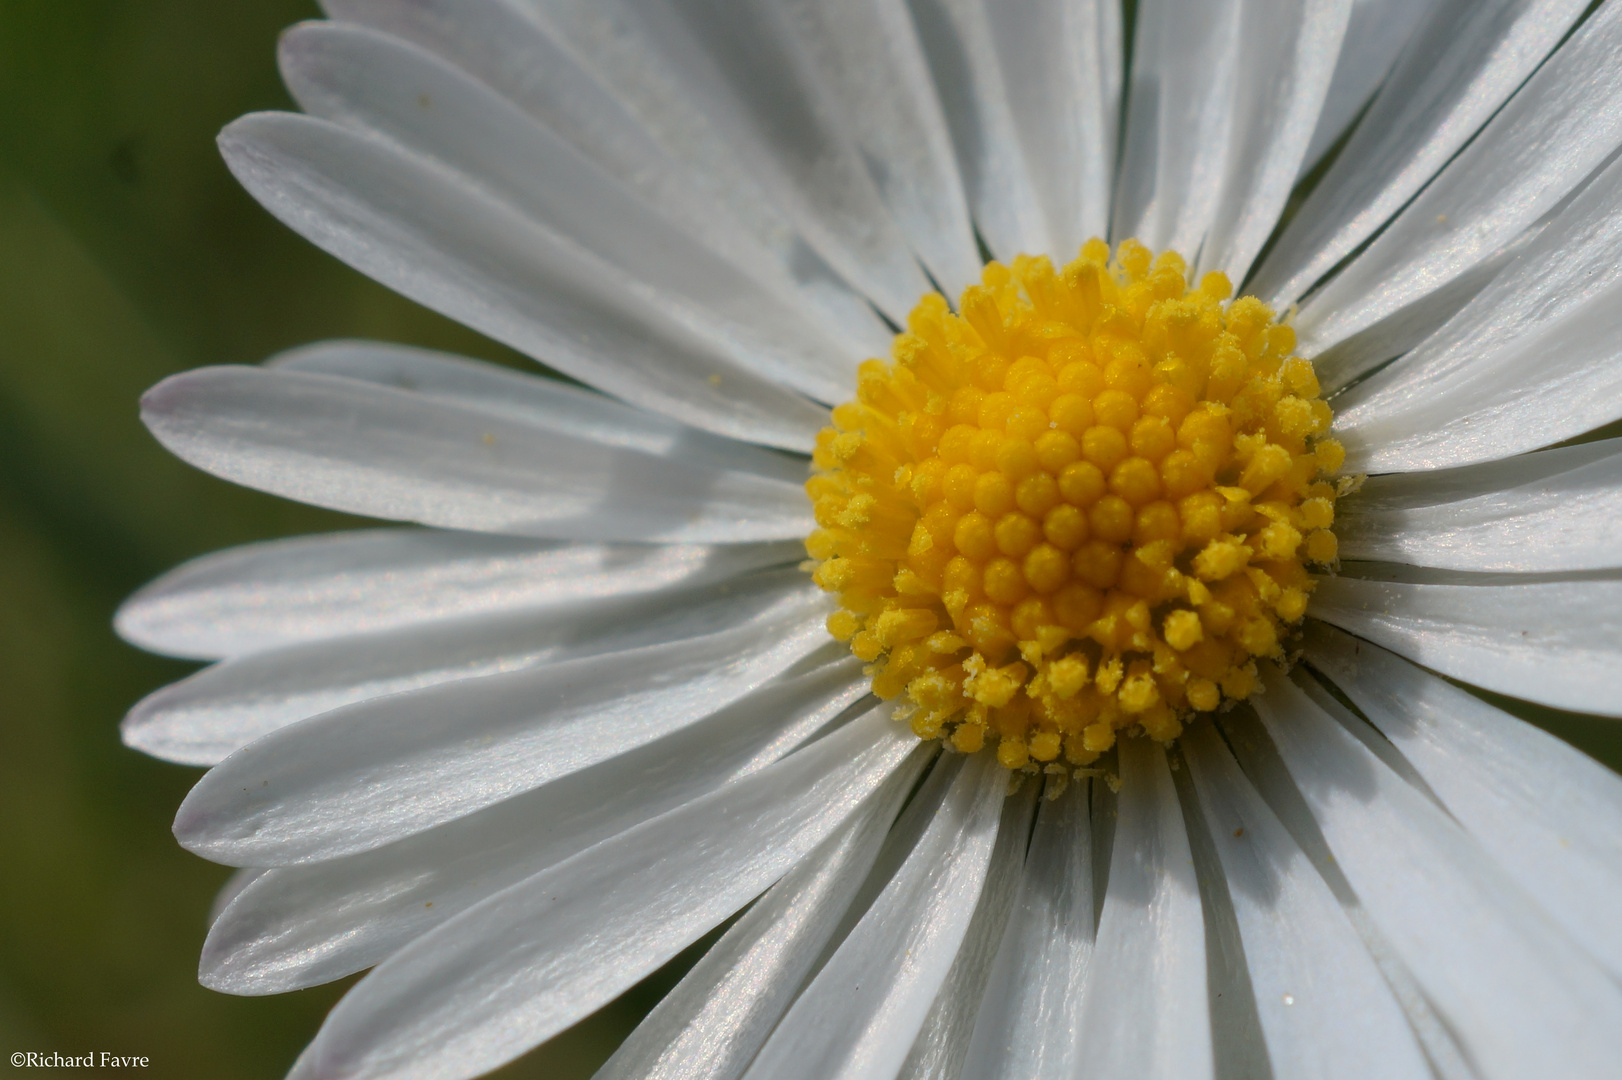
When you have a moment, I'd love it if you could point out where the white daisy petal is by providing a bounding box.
[1112,0,1245,256]
[208,868,266,927]
[896,782,1035,1080]
[1196,0,1354,284]
[218,111,828,450]
[1305,623,1622,979]
[1248,670,1622,1080]
[509,0,934,325]
[1303,236,1531,395]
[1252,0,1589,309]
[911,0,1118,260]
[906,0,1045,261]
[200,657,868,995]
[741,0,981,298]
[1336,438,1622,572]
[1300,1,1622,369]
[278,22,858,405]
[1076,738,1212,1080]
[739,751,1007,1080]
[124,568,813,767]
[1218,710,1479,1079]
[173,583,830,865]
[317,0,893,357]
[1171,753,1269,1080]
[267,341,809,485]
[1334,145,1622,472]
[959,779,1093,1080]
[115,526,794,661]
[286,708,926,1080]
[141,366,815,544]
[1308,575,1622,716]
[1297,0,1448,176]
[1181,723,1431,1080]
[592,746,907,1080]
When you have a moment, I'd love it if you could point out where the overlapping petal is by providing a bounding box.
[1305,624,1622,978]
[142,365,815,542]
[201,656,869,994]
[174,582,830,865]
[317,0,893,356]
[1308,575,1622,716]
[1335,439,1622,572]
[1300,0,1622,373]
[1074,739,1211,1080]
[738,752,1006,1080]
[285,709,924,1080]
[959,780,1093,1080]
[125,568,814,765]
[115,525,797,661]
[1253,0,1589,308]
[1182,724,1431,1080]
[1248,672,1622,1079]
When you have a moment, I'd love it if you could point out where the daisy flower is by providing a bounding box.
[118,0,1622,1078]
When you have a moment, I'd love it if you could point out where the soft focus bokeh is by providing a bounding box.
[4,3,1621,1079]
[0,2,696,1075]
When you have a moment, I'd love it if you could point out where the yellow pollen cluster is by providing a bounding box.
[806,240,1344,775]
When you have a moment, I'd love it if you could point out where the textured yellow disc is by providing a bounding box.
[806,239,1343,774]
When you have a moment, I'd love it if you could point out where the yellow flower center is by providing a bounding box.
[806,239,1344,776]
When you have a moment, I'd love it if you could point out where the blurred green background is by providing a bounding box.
[4,4,1621,1080]
[0,2,687,1075]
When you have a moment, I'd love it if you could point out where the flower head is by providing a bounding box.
[121,2,1622,1079]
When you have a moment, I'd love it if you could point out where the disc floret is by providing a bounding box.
[807,240,1342,774]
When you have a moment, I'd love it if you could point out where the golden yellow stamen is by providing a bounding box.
[806,240,1341,774]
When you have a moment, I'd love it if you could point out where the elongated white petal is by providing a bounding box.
[1308,575,1622,716]
[911,0,1117,260]
[318,0,891,357]
[1171,751,1268,1080]
[201,657,868,994]
[219,111,827,449]
[1306,623,1622,979]
[1182,724,1431,1080]
[1336,438,1622,572]
[740,752,1007,1080]
[125,568,812,766]
[286,707,926,1080]
[1304,235,1530,393]
[279,23,858,405]
[1300,1,1622,369]
[1334,146,1622,471]
[1252,0,1588,308]
[1197,0,1353,284]
[1217,710,1479,1079]
[1297,0,1447,175]
[1250,671,1622,1080]
[751,0,980,298]
[173,584,830,865]
[268,342,808,484]
[1076,738,1211,1080]
[592,747,907,1080]
[1112,0,1244,256]
[117,525,795,661]
[512,0,934,325]
[960,779,1092,1080]
[142,366,814,543]
[208,869,266,926]
[896,782,1035,1080]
